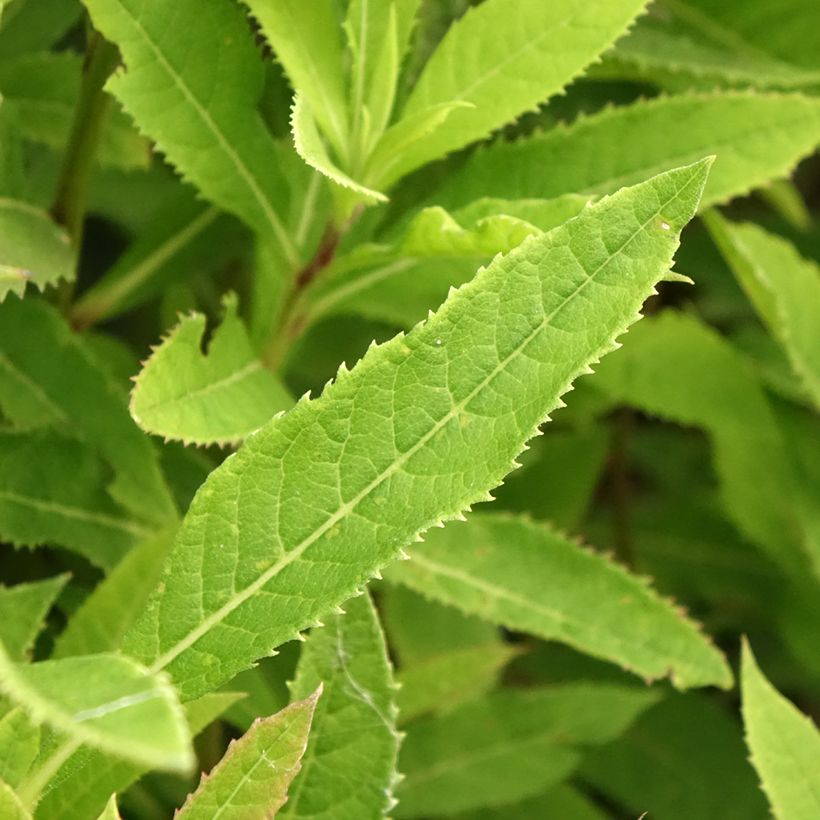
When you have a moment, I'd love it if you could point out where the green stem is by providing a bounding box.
[51,30,119,247]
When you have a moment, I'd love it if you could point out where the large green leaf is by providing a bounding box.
[0,298,176,536]
[177,690,320,819]
[704,214,820,410]
[581,693,768,820]
[0,645,193,775]
[388,512,731,688]
[0,576,67,661]
[282,592,399,819]
[119,160,711,702]
[396,684,658,816]
[130,295,293,446]
[82,0,298,265]
[380,0,649,184]
[0,430,151,568]
[436,92,820,210]
[456,783,609,820]
[742,641,820,820]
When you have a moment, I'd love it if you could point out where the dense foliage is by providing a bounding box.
[0,0,819,817]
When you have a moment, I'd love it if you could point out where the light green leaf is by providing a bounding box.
[0,779,30,820]
[396,684,658,817]
[591,311,819,580]
[245,0,349,163]
[388,513,732,688]
[704,214,820,410]
[119,160,711,702]
[35,692,242,820]
[0,298,177,534]
[391,0,648,181]
[96,796,121,820]
[0,52,149,170]
[177,690,320,820]
[82,0,298,266]
[437,92,820,210]
[0,199,74,302]
[0,430,151,568]
[0,645,193,774]
[581,693,769,820]
[54,530,175,659]
[282,592,399,819]
[0,707,39,789]
[130,295,293,446]
[0,575,67,661]
[291,94,386,203]
[742,641,820,820]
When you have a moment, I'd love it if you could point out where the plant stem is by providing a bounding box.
[51,30,120,247]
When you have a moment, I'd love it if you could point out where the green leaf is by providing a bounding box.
[130,295,293,446]
[177,690,320,820]
[581,693,769,820]
[245,0,350,163]
[282,592,399,819]
[0,645,193,774]
[0,430,151,568]
[395,684,658,817]
[54,529,175,659]
[96,796,121,820]
[0,707,39,789]
[436,92,820,210]
[35,692,242,820]
[0,779,30,820]
[0,575,67,661]
[388,513,732,688]
[704,214,820,410]
[119,159,711,701]
[0,0,81,59]
[742,641,820,820]
[82,0,298,266]
[388,0,648,182]
[0,298,177,535]
[0,52,149,170]
[591,311,819,580]
[456,783,609,820]
[291,93,386,203]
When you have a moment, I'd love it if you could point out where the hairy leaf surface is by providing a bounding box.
[437,93,820,210]
[396,684,658,816]
[283,592,399,819]
[388,513,731,688]
[82,0,298,264]
[177,690,319,819]
[120,160,711,701]
[388,0,649,182]
[130,295,293,446]
[742,642,820,820]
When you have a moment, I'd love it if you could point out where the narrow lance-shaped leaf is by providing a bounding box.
[396,684,658,817]
[388,512,732,689]
[435,92,820,211]
[742,641,820,820]
[381,0,649,185]
[82,0,298,266]
[177,690,320,820]
[130,295,293,447]
[0,643,193,775]
[35,692,243,820]
[704,213,820,410]
[0,575,68,661]
[282,592,400,819]
[120,160,713,702]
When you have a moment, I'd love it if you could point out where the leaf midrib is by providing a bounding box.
[148,174,699,679]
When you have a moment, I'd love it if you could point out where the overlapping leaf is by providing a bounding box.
[118,161,711,702]
[0,575,67,661]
